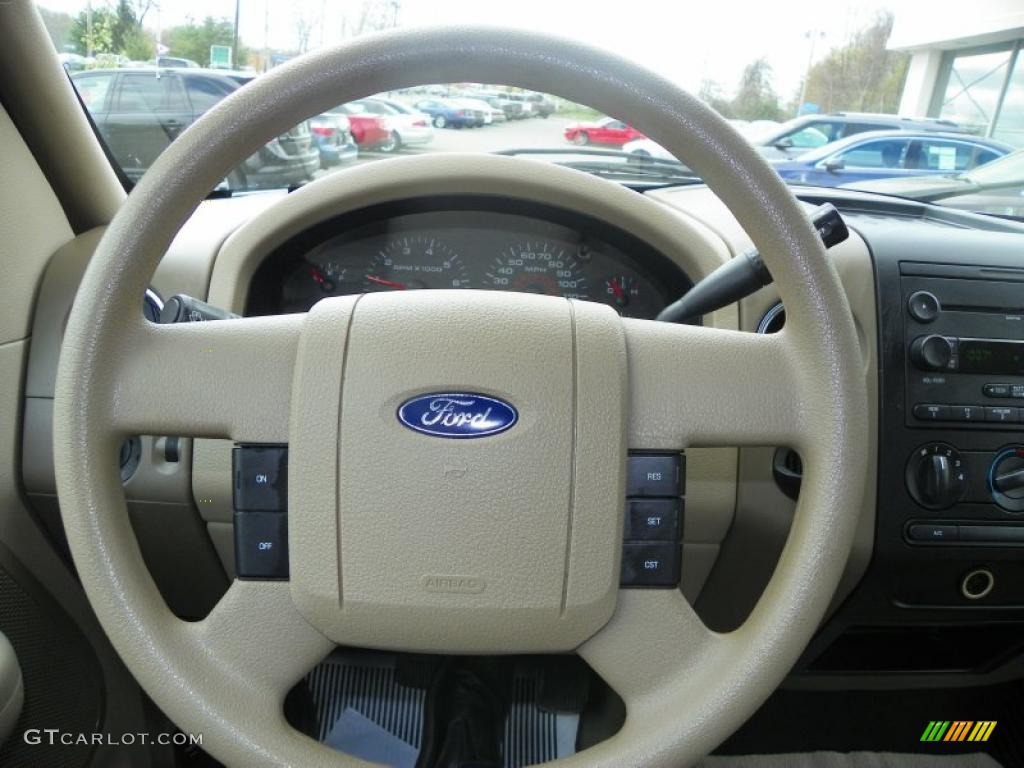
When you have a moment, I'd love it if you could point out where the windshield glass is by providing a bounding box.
[37,1,1024,215]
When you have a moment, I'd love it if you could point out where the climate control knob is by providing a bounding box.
[989,447,1024,513]
[910,334,954,371]
[906,443,967,510]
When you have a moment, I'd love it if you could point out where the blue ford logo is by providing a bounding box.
[397,393,518,438]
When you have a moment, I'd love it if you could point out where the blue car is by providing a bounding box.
[414,98,478,129]
[772,130,1013,188]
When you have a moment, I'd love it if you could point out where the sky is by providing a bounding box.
[37,0,916,99]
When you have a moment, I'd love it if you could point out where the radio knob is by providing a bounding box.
[910,334,954,371]
[907,291,940,323]
[906,443,967,510]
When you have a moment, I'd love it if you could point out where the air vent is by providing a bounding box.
[756,302,785,334]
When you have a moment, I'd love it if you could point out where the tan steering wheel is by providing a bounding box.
[54,26,867,768]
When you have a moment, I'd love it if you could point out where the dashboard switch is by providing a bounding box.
[907,523,959,543]
[234,511,288,579]
[620,543,680,587]
[625,498,682,541]
[627,454,682,497]
[233,445,288,511]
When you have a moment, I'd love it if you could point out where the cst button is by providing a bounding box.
[620,543,681,587]
[627,454,682,497]
[983,384,1011,398]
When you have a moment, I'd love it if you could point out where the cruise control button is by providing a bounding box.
[234,511,289,578]
[983,384,1011,398]
[907,523,959,542]
[233,445,288,511]
[620,543,680,587]
[949,405,984,422]
[985,406,1020,423]
[626,454,682,497]
[625,498,682,541]
[913,404,948,421]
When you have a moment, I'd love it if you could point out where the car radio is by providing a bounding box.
[903,270,1024,430]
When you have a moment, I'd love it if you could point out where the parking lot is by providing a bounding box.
[316,116,580,179]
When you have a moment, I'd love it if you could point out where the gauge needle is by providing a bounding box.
[366,275,408,290]
[608,278,625,302]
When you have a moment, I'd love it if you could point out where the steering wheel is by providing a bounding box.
[54,27,866,768]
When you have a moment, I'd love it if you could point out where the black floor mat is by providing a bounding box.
[715,680,1024,767]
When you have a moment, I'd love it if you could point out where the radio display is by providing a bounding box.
[958,339,1024,375]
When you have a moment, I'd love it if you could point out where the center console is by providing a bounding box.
[794,212,1024,677]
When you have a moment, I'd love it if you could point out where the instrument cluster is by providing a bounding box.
[247,199,692,320]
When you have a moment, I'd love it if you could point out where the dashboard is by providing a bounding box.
[245,197,692,318]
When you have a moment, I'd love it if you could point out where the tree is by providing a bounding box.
[165,17,248,68]
[698,79,733,118]
[68,0,139,56]
[731,59,782,121]
[801,11,910,114]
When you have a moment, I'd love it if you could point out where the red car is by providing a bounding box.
[563,117,645,146]
[335,104,397,151]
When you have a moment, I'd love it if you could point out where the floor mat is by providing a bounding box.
[305,653,578,767]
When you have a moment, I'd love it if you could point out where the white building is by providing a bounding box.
[890,0,1024,146]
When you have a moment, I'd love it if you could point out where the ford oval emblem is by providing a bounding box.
[397,392,518,439]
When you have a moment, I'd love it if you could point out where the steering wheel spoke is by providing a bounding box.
[625,319,808,449]
[188,580,334,697]
[108,315,303,442]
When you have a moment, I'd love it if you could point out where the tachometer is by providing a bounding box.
[485,242,588,298]
[364,236,470,291]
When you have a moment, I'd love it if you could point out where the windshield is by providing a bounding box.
[37,1,1024,215]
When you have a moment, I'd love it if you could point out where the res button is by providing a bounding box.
[627,454,682,497]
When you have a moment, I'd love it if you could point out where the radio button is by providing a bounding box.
[950,405,984,422]
[983,384,1011,398]
[913,404,949,421]
[985,406,1020,423]
[907,291,941,323]
[1013,385,1024,399]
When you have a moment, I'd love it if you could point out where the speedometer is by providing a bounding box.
[364,236,470,291]
[485,242,588,298]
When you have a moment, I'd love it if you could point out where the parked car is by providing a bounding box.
[352,98,435,148]
[525,92,556,117]
[453,98,491,126]
[414,98,478,128]
[480,92,524,120]
[333,103,397,151]
[843,149,1024,218]
[758,112,970,159]
[771,130,1012,188]
[70,68,319,189]
[308,112,359,168]
[623,138,673,160]
[150,56,200,68]
[564,117,645,146]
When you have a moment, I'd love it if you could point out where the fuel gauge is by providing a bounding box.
[604,275,640,310]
